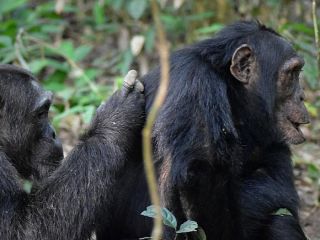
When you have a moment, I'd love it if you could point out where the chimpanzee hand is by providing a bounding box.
[86,70,145,144]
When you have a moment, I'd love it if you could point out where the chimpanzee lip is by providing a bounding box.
[289,120,303,135]
[284,119,306,144]
[292,122,300,130]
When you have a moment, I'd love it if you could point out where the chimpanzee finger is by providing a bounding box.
[122,70,138,96]
[134,80,144,93]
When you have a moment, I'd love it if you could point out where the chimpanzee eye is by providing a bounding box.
[35,101,51,119]
[37,110,48,119]
[292,68,303,78]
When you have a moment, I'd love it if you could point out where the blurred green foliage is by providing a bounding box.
[0,0,319,134]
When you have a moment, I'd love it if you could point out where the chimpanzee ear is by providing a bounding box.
[230,44,254,84]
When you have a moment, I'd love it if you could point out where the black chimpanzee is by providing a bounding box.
[97,21,310,239]
[0,65,145,239]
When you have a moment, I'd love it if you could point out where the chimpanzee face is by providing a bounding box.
[29,80,64,180]
[0,65,63,179]
[230,41,310,145]
[275,56,309,144]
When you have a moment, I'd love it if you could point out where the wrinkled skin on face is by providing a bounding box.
[276,57,310,144]
[230,43,310,145]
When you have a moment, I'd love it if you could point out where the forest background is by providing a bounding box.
[0,0,319,238]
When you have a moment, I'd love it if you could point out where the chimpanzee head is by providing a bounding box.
[229,23,310,145]
[0,65,63,180]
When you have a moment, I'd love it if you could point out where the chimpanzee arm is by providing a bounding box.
[22,71,145,240]
[0,152,29,239]
[240,144,307,240]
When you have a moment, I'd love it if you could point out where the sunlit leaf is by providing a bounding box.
[272,208,293,217]
[53,105,84,125]
[305,102,318,118]
[141,205,158,218]
[141,205,177,229]
[161,207,177,229]
[176,220,198,233]
[29,59,49,74]
[57,40,74,60]
[196,23,224,35]
[0,36,12,48]
[0,0,27,15]
[127,0,147,20]
[23,180,33,194]
[307,163,320,180]
[93,2,105,25]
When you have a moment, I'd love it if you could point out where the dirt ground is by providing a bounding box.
[293,143,320,240]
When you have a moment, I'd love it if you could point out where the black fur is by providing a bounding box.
[0,65,145,239]
[97,21,307,240]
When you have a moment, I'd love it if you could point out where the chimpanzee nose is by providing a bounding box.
[299,92,306,102]
[299,103,310,124]
[51,129,56,139]
[47,124,56,139]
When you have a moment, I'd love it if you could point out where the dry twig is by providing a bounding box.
[312,0,320,78]
[142,0,170,240]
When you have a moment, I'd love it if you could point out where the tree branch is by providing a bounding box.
[312,0,320,78]
[142,1,170,240]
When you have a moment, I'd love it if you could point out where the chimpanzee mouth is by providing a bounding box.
[288,119,305,139]
[283,119,306,145]
[291,122,302,132]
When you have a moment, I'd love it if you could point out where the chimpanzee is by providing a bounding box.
[0,65,145,239]
[97,21,310,239]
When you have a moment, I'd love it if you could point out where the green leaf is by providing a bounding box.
[176,220,198,233]
[127,0,147,20]
[161,14,185,33]
[53,105,84,125]
[44,81,65,92]
[186,12,214,22]
[41,24,63,34]
[93,2,105,25]
[282,23,314,36]
[196,23,224,35]
[272,208,293,217]
[0,0,27,15]
[307,163,320,180]
[57,40,75,60]
[118,49,133,75]
[141,205,177,229]
[0,36,12,48]
[56,88,75,101]
[44,60,69,72]
[74,45,93,62]
[82,105,96,124]
[144,28,155,54]
[305,102,318,118]
[303,55,319,90]
[114,76,124,90]
[0,20,18,38]
[141,205,158,218]
[23,180,33,194]
[161,207,177,229]
[0,50,15,63]
[29,59,49,74]
[110,0,124,11]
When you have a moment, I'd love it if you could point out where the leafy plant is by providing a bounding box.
[141,205,206,240]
